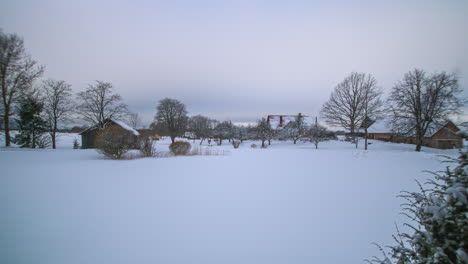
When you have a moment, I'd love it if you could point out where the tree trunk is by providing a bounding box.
[52,132,56,149]
[364,128,368,151]
[4,113,10,147]
[268,139,271,145]
[32,131,36,149]
[52,121,57,149]
[261,140,265,148]
[170,136,175,143]
[415,135,423,152]
[199,138,204,145]
[293,138,297,144]
[415,127,422,152]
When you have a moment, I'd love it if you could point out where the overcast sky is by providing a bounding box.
[1,0,467,126]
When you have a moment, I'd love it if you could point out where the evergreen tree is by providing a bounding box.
[73,138,80,149]
[15,93,47,148]
[369,151,468,264]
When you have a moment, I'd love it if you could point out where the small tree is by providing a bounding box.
[154,98,188,143]
[138,136,155,157]
[282,114,307,144]
[189,115,213,145]
[42,79,73,149]
[73,138,80,149]
[308,117,329,149]
[95,126,132,159]
[255,118,271,148]
[213,121,233,145]
[368,151,468,263]
[14,92,48,148]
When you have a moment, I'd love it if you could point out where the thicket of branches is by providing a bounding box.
[368,151,468,263]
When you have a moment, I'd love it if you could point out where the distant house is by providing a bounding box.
[79,119,140,149]
[366,118,394,142]
[366,118,463,149]
[267,113,313,129]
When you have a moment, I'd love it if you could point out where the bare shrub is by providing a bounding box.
[232,140,240,148]
[36,134,51,149]
[188,146,226,156]
[250,144,258,148]
[138,136,155,157]
[169,141,191,155]
[95,126,132,159]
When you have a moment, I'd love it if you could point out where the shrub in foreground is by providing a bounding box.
[232,140,240,149]
[169,141,191,155]
[138,136,155,157]
[95,126,133,159]
[368,151,468,263]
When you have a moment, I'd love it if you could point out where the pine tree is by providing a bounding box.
[369,151,468,264]
[15,93,48,148]
[73,138,80,149]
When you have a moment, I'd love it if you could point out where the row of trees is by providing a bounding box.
[152,98,335,148]
[1,28,140,148]
[321,71,463,151]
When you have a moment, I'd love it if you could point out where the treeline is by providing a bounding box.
[0,30,139,148]
[152,98,336,149]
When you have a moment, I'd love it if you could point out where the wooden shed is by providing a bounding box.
[366,119,463,149]
[424,121,462,149]
[79,119,140,149]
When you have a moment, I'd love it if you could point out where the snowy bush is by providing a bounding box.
[250,144,258,148]
[232,140,240,149]
[138,136,155,157]
[368,151,468,264]
[169,141,191,155]
[95,126,133,159]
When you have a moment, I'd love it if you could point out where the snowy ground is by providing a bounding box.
[0,132,460,264]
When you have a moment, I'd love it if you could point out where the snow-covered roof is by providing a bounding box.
[367,119,392,133]
[267,115,317,129]
[78,119,140,136]
[112,120,140,136]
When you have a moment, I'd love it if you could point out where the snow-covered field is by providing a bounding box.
[0,133,460,264]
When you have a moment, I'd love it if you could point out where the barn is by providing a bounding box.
[366,119,463,149]
[424,121,463,149]
[79,119,140,149]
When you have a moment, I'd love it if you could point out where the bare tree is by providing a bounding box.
[0,30,44,146]
[308,117,329,149]
[128,112,141,130]
[76,81,128,128]
[43,79,73,149]
[280,114,307,144]
[388,69,463,152]
[212,121,233,145]
[154,98,188,143]
[321,72,382,138]
[255,118,271,148]
[189,115,213,145]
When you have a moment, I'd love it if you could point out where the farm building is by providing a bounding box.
[79,119,140,149]
[366,118,463,149]
[267,113,314,128]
